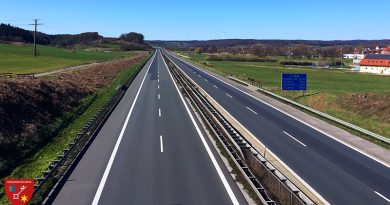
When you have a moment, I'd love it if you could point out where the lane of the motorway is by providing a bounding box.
[163,50,390,205]
[53,50,247,205]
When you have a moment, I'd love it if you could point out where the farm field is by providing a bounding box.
[0,43,135,74]
[179,52,390,139]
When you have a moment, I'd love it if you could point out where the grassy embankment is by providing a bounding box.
[0,47,151,204]
[179,52,390,140]
[0,43,134,74]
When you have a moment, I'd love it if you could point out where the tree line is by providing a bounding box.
[188,45,354,59]
[149,38,390,59]
[0,23,102,46]
[0,24,152,51]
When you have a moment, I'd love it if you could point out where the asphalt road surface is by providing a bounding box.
[163,50,390,205]
[53,49,247,205]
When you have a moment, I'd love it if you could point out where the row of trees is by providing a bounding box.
[0,23,102,47]
[0,24,151,51]
[206,54,277,62]
[191,44,354,59]
[250,45,353,59]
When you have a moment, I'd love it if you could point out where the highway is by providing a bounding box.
[52,49,247,205]
[163,50,390,205]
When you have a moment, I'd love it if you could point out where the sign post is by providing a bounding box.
[281,73,307,96]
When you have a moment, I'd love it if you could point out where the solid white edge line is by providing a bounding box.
[374,191,390,202]
[165,51,330,205]
[91,51,156,205]
[161,52,240,205]
[170,53,390,169]
[160,135,164,153]
[159,108,161,117]
[283,131,307,147]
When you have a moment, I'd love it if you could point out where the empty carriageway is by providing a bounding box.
[164,50,390,205]
[53,49,247,205]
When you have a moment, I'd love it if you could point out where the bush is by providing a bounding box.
[120,43,150,51]
[195,48,202,54]
[279,61,314,66]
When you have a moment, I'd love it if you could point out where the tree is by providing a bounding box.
[195,47,202,54]
[119,32,144,44]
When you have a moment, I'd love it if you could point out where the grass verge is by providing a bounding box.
[0,54,150,204]
[0,43,135,74]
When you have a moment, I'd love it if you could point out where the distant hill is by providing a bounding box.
[148,39,390,50]
[0,23,152,51]
[0,23,102,46]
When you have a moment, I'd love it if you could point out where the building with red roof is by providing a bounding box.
[359,54,390,75]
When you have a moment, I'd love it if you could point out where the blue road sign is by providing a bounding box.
[281,73,307,91]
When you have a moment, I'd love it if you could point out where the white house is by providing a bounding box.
[359,54,390,75]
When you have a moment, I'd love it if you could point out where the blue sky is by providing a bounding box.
[1,0,389,40]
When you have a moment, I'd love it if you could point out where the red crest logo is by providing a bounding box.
[4,179,34,205]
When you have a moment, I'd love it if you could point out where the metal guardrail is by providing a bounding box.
[163,52,314,205]
[23,54,153,204]
[227,76,390,145]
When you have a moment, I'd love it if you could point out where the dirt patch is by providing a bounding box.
[0,79,90,177]
[51,52,148,90]
[339,93,390,122]
[298,93,344,114]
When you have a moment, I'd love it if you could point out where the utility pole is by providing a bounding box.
[29,19,42,57]
[341,45,343,69]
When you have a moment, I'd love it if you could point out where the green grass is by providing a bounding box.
[205,61,390,93]
[0,54,151,204]
[0,44,134,74]
[181,53,390,141]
